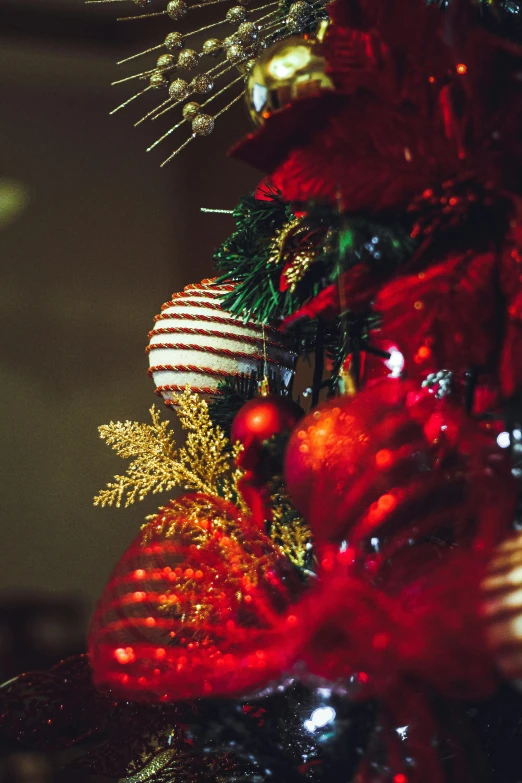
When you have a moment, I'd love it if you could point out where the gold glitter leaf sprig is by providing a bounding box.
[270,484,311,570]
[94,387,243,508]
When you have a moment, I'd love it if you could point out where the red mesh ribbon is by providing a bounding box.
[88,494,304,702]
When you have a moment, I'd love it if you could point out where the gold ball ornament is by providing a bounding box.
[226,42,247,64]
[482,531,522,685]
[192,113,215,136]
[245,25,334,127]
[182,101,201,120]
[190,74,214,94]
[169,78,190,100]
[224,34,239,47]
[164,32,184,52]
[149,70,169,90]
[178,49,199,70]
[236,21,258,45]
[288,0,312,20]
[226,5,248,24]
[167,0,187,20]
[286,16,306,34]
[202,38,223,57]
[156,53,176,69]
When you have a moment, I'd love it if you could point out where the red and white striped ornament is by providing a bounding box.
[482,531,522,685]
[147,278,296,406]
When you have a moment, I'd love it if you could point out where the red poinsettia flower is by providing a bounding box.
[232,0,522,214]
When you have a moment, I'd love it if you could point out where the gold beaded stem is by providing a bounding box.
[109,85,152,115]
[182,17,234,37]
[113,47,204,87]
[138,63,230,126]
[257,22,294,44]
[182,1,276,33]
[138,97,182,125]
[121,15,229,64]
[112,0,275,116]
[118,0,276,65]
[118,9,167,20]
[148,73,244,150]
[251,6,279,25]
[261,17,286,33]
[237,0,278,17]
[160,134,194,162]
[150,62,235,122]
[148,116,188,151]
[118,44,164,66]
[111,67,156,86]
[160,90,242,166]
[140,62,234,122]
[135,98,171,126]
[117,0,245,18]
[190,0,245,9]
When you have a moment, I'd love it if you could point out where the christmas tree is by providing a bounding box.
[4,0,522,781]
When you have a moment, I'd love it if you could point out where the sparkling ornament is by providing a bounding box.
[88,493,303,702]
[177,49,199,70]
[97,0,328,163]
[246,26,333,127]
[226,42,247,64]
[286,1,312,32]
[284,379,509,544]
[166,0,187,20]
[147,279,296,407]
[191,113,215,136]
[482,531,522,683]
[164,31,183,52]
[156,53,176,69]
[169,78,189,101]
[226,5,248,23]
[224,34,239,48]
[288,0,311,19]
[182,101,200,120]
[149,71,169,90]
[190,74,214,94]
[236,21,258,45]
[202,38,223,57]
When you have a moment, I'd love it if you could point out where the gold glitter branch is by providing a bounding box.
[94,387,242,508]
[270,486,311,569]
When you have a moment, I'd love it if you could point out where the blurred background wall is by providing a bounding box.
[0,0,259,686]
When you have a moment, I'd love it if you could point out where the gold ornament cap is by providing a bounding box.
[245,22,333,127]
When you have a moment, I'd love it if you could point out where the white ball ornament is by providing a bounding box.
[482,530,522,687]
[147,278,296,406]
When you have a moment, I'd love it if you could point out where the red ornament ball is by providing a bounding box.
[231,394,304,471]
[283,380,499,544]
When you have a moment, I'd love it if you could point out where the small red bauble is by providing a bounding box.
[231,394,304,472]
